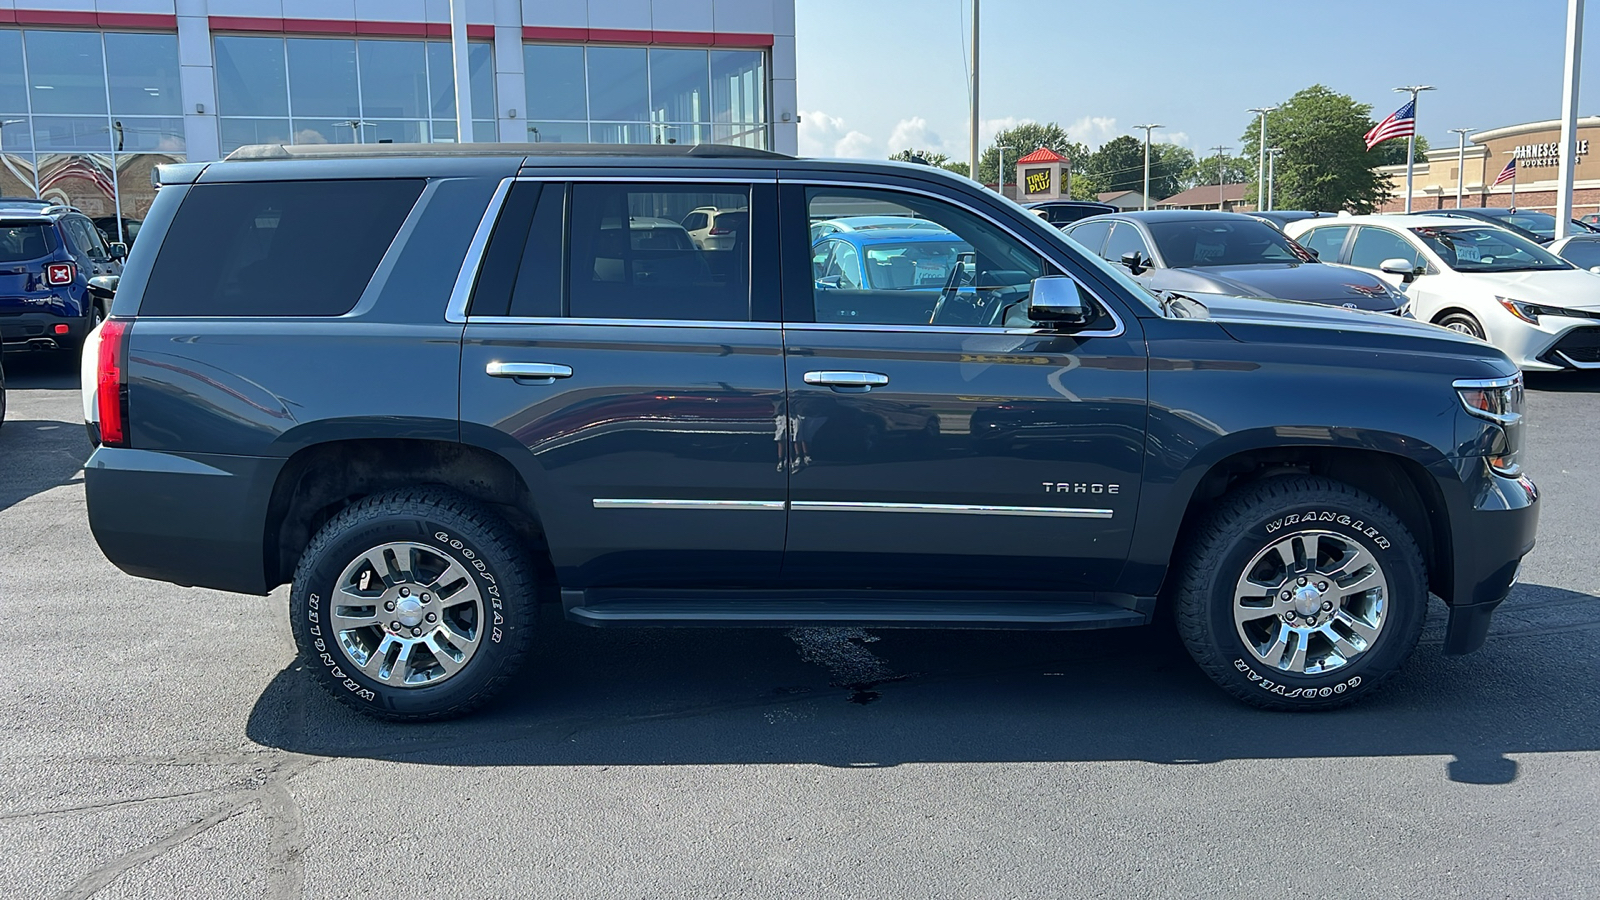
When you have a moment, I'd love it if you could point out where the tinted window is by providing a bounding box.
[1064,219,1111,255]
[1102,222,1150,263]
[469,182,541,318]
[1559,239,1600,269]
[1145,218,1309,267]
[1298,225,1349,262]
[0,223,57,262]
[142,179,422,316]
[64,217,107,259]
[1409,225,1568,273]
[567,183,751,321]
[806,186,1060,327]
[1350,227,1423,270]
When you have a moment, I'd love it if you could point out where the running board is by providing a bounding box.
[561,589,1152,630]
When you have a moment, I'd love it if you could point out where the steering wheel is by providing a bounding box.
[928,255,976,325]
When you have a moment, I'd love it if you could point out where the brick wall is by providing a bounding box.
[1379,188,1600,214]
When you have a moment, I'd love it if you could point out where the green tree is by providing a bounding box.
[888,148,968,177]
[1371,132,1430,166]
[977,122,1089,193]
[1082,135,1145,195]
[1236,85,1403,213]
[1186,152,1253,191]
[1149,143,1197,200]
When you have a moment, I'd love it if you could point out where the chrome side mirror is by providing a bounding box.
[1027,275,1094,328]
[87,275,119,300]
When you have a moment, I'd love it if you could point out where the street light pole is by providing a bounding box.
[996,144,1012,195]
[1208,145,1231,210]
[1248,106,1276,211]
[1393,85,1436,214]
[1134,123,1162,210]
[1267,147,1283,211]
[1448,127,1473,209]
[1555,0,1584,239]
[968,0,980,184]
[0,119,33,198]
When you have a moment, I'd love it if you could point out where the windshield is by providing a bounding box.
[1481,210,1560,239]
[1558,239,1600,270]
[1409,225,1570,272]
[0,222,56,262]
[861,239,972,289]
[1147,218,1313,267]
[994,191,1168,314]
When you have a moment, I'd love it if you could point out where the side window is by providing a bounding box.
[1064,219,1111,256]
[682,212,706,232]
[65,217,106,260]
[1349,226,1422,270]
[1298,225,1350,262]
[810,240,834,280]
[1102,222,1150,263]
[804,186,1061,327]
[469,181,565,319]
[567,182,751,321]
[142,179,424,316]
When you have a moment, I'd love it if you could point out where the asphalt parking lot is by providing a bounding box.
[1,352,1597,900]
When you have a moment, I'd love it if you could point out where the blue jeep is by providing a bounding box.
[0,198,124,355]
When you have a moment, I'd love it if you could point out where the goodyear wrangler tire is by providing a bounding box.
[1175,476,1426,711]
[288,488,535,721]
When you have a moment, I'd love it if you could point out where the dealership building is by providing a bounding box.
[1379,118,1600,215]
[0,0,797,229]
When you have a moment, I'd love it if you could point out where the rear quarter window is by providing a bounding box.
[0,222,58,262]
[139,179,423,316]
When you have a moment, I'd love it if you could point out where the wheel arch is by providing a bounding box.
[262,437,552,592]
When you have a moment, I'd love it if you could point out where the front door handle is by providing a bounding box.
[804,370,889,392]
[486,361,573,383]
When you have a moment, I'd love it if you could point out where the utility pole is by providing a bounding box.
[1393,85,1435,213]
[1208,145,1231,210]
[1267,147,1283,211]
[969,0,980,184]
[1248,106,1276,211]
[1134,124,1162,210]
[1556,0,1584,239]
[1448,127,1473,209]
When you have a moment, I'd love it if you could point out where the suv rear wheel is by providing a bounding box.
[1175,476,1426,710]
[288,488,535,721]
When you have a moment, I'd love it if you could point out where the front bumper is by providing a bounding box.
[0,309,91,351]
[1496,317,1600,371]
[1440,460,1539,655]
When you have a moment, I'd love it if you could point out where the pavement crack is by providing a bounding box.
[58,801,247,900]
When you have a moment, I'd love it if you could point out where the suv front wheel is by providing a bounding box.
[1175,476,1426,710]
[288,488,535,721]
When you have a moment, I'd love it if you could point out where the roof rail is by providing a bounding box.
[223,142,790,161]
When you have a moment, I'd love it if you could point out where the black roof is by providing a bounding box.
[224,142,789,161]
[1024,199,1115,209]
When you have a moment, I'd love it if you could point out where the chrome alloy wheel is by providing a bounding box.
[1233,529,1389,675]
[330,541,485,688]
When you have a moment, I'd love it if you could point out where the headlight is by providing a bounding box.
[1454,374,1525,476]
[1495,296,1600,325]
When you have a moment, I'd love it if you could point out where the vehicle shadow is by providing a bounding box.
[2,350,81,391]
[1525,369,1600,392]
[247,582,1599,783]
[0,353,92,513]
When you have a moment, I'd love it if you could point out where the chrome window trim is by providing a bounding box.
[791,178,1127,339]
[790,501,1114,519]
[514,175,779,184]
[445,176,514,324]
[593,499,785,510]
[785,322,1055,335]
[470,315,780,330]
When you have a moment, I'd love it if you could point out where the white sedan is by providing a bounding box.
[1286,214,1600,371]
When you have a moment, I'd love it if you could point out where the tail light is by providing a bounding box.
[47,262,75,285]
[708,227,732,235]
[97,318,133,448]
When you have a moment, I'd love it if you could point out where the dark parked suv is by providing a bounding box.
[83,144,1538,721]
[1,198,124,354]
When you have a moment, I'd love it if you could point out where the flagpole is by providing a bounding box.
[1394,85,1435,214]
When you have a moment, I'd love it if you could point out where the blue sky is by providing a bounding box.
[795,0,1600,163]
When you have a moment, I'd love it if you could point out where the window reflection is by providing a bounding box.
[25,31,109,115]
[587,47,649,121]
[1,31,31,114]
[524,45,586,120]
[359,39,428,119]
[105,33,183,116]
[215,36,290,117]
[288,38,360,118]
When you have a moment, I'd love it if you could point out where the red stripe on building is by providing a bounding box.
[282,18,358,35]
[96,13,179,30]
[523,26,774,47]
[211,16,494,39]
[355,20,430,37]
[523,25,589,41]
[13,9,98,27]
[209,16,284,33]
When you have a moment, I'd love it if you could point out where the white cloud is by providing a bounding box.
[798,109,877,158]
[1068,116,1120,148]
[1155,130,1191,146]
[887,116,942,154]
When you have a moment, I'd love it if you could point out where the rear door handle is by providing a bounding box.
[486,361,573,383]
[804,370,889,392]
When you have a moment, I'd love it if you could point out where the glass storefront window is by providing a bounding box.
[0,31,27,115]
[220,118,291,153]
[427,41,494,119]
[32,116,114,152]
[291,119,361,145]
[287,38,360,119]
[359,39,428,119]
[105,33,183,116]
[528,121,587,143]
[712,50,766,126]
[650,49,711,124]
[215,36,290,117]
[111,117,186,153]
[525,45,586,120]
[586,47,648,122]
[26,31,109,115]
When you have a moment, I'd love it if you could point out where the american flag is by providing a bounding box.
[1364,99,1416,150]
[1494,157,1517,186]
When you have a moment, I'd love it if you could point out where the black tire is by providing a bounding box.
[1437,311,1485,340]
[1174,475,1426,711]
[0,359,7,431]
[288,488,536,721]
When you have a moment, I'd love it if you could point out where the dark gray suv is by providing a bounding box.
[83,143,1537,721]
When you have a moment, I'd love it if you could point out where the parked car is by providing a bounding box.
[1247,210,1341,232]
[680,206,746,251]
[811,227,977,323]
[1286,214,1600,370]
[1579,213,1600,228]
[1546,233,1600,271]
[92,215,142,248]
[1412,207,1599,244]
[0,199,125,355]
[81,142,1536,721]
[1023,199,1117,225]
[808,215,945,242]
[1061,211,1407,313]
